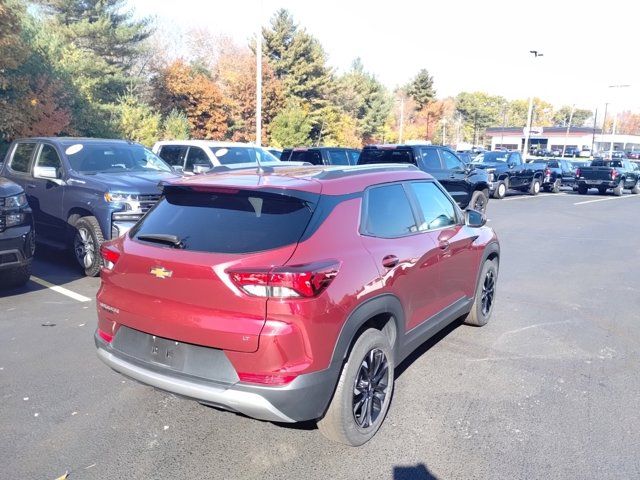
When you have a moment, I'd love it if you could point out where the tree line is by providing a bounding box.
[1,0,638,149]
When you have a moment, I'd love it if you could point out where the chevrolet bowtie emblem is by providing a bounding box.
[150,267,172,279]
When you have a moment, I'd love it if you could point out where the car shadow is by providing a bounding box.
[393,463,439,480]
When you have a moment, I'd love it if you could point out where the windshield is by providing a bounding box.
[65,143,172,174]
[473,152,508,164]
[209,146,279,165]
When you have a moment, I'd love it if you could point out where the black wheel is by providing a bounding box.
[464,259,498,327]
[72,216,104,277]
[0,261,32,288]
[492,181,507,199]
[578,184,588,195]
[613,181,624,197]
[529,178,541,195]
[317,329,394,446]
[597,186,607,195]
[469,190,488,214]
[551,179,561,193]
[631,181,640,194]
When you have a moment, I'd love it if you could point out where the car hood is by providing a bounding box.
[80,171,179,194]
[0,176,23,197]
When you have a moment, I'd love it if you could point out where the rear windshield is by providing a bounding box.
[209,147,279,165]
[64,143,172,174]
[472,152,508,163]
[288,150,323,165]
[358,149,415,165]
[591,160,622,167]
[131,189,313,254]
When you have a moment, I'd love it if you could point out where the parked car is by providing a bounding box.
[280,147,360,165]
[550,147,562,157]
[594,150,628,160]
[579,148,592,158]
[626,151,640,160]
[267,148,282,159]
[542,160,577,192]
[152,141,280,174]
[0,138,179,276]
[358,144,491,213]
[575,159,640,196]
[0,177,34,288]
[94,163,500,446]
[563,147,581,158]
[456,151,474,165]
[471,151,546,199]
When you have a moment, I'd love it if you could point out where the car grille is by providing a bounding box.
[138,194,161,214]
[0,252,18,265]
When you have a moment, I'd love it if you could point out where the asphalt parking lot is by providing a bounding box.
[1,189,639,480]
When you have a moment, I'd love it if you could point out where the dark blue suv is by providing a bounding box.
[0,138,179,276]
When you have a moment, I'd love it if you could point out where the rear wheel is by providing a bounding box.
[317,329,394,446]
[469,190,488,214]
[464,259,498,327]
[72,216,104,277]
[613,181,624,197]
[578,184,588,195]
[551,179,561,193]
[529,178,541,195]
[492,181,507,199]
[631,181,640,194]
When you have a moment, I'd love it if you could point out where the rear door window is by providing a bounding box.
[10,143,37,173]
[326,150,349,165]
[362,184,417,238]
[419,148,442,170]
[290,150,323,165]
[131,189,315,254]
[409,182,458,231]
[158,145,188,168]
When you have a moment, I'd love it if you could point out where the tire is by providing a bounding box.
[464,258,498,327]
[72,216,104,277]
[631,181,640,194]
[0,261,32,288]
[529,178,541,195]
[551,179,561,193]
[317,329,394,446]
[469,189,488,214]
[597,186,607,195]
[613,181,624,197]
[578,184,588,195]
[492,181,507,199]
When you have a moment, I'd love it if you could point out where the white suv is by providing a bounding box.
[152,141,280,174]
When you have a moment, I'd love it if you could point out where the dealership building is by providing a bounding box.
[485,127,640,154]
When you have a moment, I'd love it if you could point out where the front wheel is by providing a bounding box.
[469,190,488,214]
[317,329,394,446]
[578,184,588,195]
[529,178,541,195]
[0,261,32,288]
[464,258,498,327]
[492,181,507,199]
[613,181,624,197]
[72,216,104,277]
[631,181,640,194]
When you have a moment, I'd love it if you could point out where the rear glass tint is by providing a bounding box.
[358,148,415,165]
[131,189,314,254]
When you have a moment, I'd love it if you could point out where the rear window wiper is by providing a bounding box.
[136,233,185,249]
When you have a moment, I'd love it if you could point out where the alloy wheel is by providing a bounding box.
[353,348,389,429]
[481,269,496,317]
[74,227,95,269]
[474,194,486,212]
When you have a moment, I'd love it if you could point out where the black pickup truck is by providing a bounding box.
[0,177,35,288]
[542,159,577,192]
[575,159,640,196]
[281,147,360,165]
[358,144,491,213]
[470,151,547,199]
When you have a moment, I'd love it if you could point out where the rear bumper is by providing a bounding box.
[0,225,34,270]
[95,330,338,423]
[577,180,617,188]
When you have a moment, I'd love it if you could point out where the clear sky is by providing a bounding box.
[133,0,639,112]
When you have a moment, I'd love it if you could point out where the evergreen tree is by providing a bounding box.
[406,69,436,109]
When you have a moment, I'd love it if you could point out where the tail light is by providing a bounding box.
[97,329,113,343]
[610,168,618,179]
[544,168,551,177]
[575,168,581,177]
[100,244,121,271]
[237,372,297,385]
[228,261,340,298]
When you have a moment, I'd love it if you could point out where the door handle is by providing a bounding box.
[26,184,36,189]
[438,240,450,250]
[382,255,399,268]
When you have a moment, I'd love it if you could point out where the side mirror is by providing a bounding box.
[464,209,486,227]
[172,165,184,174]
[192,164,212,174]
[34,165,58,180]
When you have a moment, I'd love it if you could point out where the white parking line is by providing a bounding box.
[30,276,92,303]
[574,195,640,205]
[501,193,566,201]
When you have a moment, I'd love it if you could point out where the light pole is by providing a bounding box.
[255,1,263,146]
[561,104,575,157]
[607,84,631,154]
[441,118,447,146]
[398,96,405,144]
[522,50,543,159]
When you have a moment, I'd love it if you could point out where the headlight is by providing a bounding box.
[104,192,139,203]
[4,193,28,209]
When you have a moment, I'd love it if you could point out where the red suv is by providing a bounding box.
[94,164,500,446]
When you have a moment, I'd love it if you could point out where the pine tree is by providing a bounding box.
[406,69,436,109]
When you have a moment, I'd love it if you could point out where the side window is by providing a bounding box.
[10,143,37,173]
[347,150,360,165]
[419,148,442,170]
[441,150,464,171]
[364,184,417,238]
[509,153,522,165]
[185,147,211,172]
[409,182,458,231]
[35,144,63,178]
[158,145,188,167]
[326,150,349,166]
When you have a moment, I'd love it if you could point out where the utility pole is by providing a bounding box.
[590,107,598,154]
[442,119,447,146]
[255,4,262,147]
[399,97,405,144]
[606,84,632,154]
[561,104,575,157]
[522,50,543,159]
